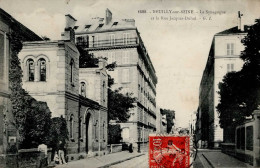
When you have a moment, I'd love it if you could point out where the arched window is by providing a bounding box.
[103,121,106,140]
[79,117,82,139]
[80,82,86,97]
[69,115,74,139]
[27,59,34,81]
[70,59,74,85]
[102,81,105,103]
[38,58,46,81]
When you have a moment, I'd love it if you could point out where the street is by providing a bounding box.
[110,153,148,168]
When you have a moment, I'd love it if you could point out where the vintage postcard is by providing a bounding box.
[0,0,259,167]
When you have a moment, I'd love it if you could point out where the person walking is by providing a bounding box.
[37,143,48,168]
[58,141,67,165]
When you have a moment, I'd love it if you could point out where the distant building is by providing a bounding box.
[156,108,167,134]
[197,12,249,148]
[19,15,108,159]
[0,8,42,167]
[75,9,157,143]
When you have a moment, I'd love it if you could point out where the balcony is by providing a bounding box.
[76,37,139,50]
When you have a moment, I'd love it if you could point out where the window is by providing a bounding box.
[241,127,245,150]
[123,33,130,45]
[122,51,130,64]
[102,81,106,102]
[96,24,104,31]
[227,63,234,72]
[80,82,86,97]
[112,22,118,27]
[79,118,83,140]
[108,52,115,64]
[69,115,74,139]
[0,33,5,80]
[95,36,99,47]
[109,34,115,46]
[70,59,74,86]
[110,69,118,83]
[122,69,130,83]
[94,120,98,140]
[85,25,91,31]
[103,121,106,140]
[38,58,46,81]
[246,126,253,151]
[27,59,35,81]
[227,43,234,55]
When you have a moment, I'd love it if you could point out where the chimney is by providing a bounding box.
[238,11,244,31]
[105,9,112,25]
[65,14,77,29]
[61,14,77,41]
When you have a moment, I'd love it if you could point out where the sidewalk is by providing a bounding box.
[53,151,144,168]
[200,150,253,168]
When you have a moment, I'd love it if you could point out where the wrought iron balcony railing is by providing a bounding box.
[76,37,139,48]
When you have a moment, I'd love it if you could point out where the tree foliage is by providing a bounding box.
[78,46,99,68]
[217,19,260,128]
[108,88,136,122]
[9,31,52,148]
[108,124,122,144]
[49,117,69,152]
[160,109,175,133]
[21,99,52,148]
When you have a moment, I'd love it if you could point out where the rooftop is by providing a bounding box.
[216,25,250,35]
[0,8,42,41]
[76,9,135,33]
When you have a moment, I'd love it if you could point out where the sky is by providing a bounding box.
[1,0,260,128]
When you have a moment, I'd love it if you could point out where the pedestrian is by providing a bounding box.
[129,138,133,153]
[37,143,48,168]
[58,141,67,164]
[129,143,133,153]
[54,151,59,164]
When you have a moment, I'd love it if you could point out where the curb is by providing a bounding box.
[202,154,214,168]
[98,153,145,168]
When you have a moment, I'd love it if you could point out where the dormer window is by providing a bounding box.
[85,25,91,31]
[96,24,104,31]
[112,22,118,27]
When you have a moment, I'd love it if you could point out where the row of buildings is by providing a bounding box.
[0,7,167,166]
[196,12,248,148]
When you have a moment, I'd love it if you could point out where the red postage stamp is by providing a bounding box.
[149,135,190,168]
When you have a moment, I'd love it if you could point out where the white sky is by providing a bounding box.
[1,0,259,128]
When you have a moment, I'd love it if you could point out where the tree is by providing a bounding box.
[108,88,136,122]
[21,99,52,148]
[160,109,175,133]
[9,31,52,148]
[49,116,68,156]
[217,19,260,128]
[108,124,122,144]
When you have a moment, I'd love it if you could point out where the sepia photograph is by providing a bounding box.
[0,0,260,167]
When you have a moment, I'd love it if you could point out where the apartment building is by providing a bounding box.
[197,12,249,148]
[75,9,157,143]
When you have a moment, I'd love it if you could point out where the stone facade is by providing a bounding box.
[197,14,249,148]
[18,15,108,160]
[75,9,157,143]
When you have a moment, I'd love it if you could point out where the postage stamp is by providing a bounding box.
[149,135,190,168]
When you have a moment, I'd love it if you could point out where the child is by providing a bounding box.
[54,151,59,164]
